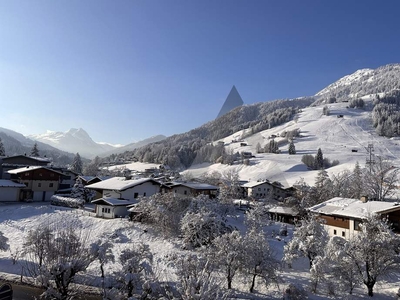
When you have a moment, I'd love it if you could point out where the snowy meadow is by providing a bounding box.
[0,201,400,299]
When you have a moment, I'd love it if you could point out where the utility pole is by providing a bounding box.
[366,143,375,172]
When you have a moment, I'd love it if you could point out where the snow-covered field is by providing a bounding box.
[0,202,399,299]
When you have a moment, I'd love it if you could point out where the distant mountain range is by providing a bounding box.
[2,63,400,168]
[28,128,121,159]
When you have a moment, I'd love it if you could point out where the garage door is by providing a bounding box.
[0,188,18,202]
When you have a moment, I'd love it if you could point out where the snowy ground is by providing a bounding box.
[0,202,399,299]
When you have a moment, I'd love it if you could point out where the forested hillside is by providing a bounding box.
[315,64,400,102]
[106,97,315,169]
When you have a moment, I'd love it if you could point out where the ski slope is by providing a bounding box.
[184,101,400,187]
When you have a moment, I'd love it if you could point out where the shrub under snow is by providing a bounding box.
[50,195,84,208]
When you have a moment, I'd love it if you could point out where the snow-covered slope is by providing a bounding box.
[315,63,400,102]
[29,128,123,159]
[182,100,400,187]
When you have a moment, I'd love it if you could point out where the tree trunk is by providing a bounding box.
[250,273,257,293]
[367,284,374,297]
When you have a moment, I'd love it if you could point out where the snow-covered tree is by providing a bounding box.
[244,202,271,231]
[350,161,364,199]
[0,138,5,156]
[210,231,245,289]
[175,253,223,300]
[83,156,101,176]
[333,214,400,296]
[70,177,85,200]
[364,156,399,201]
[30,142,40,157]
[283,215,328,269]
[0,231,9,251]
[242,227,278,293]
[24,219,94,300]
[315,148,324,170]
[118,243,153,298]
[219,170,242,208]
[288,140,296,155]
[70,152,83,175]
[181,207,231,249]
[90,239,115,295]
[266,139,279,154]
[323,236,359,295]
[313,169,332,203]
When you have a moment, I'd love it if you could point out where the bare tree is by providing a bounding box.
[0,231,9,251]
[23,219,94,300]
[364,156,399,201]
[90,240,115,296]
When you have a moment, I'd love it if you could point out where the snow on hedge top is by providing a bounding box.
[309,197,400,219]
[0,179,26,188]
[85,177,159,191]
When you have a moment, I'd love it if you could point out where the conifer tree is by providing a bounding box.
[71,153,83,175]
[315,148,324,169]
[0,138,5,156]
[288,140,296,155]
[30,142,40,157]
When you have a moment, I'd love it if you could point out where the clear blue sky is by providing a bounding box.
[1,0,400,145]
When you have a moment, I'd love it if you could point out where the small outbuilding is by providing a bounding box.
[91,198,136,219]
[0,180,27,202]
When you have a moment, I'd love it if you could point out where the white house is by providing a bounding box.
[91,198,136,219]
[242,180,292,201]
[85,177,161,201]
[162,181,219,198]
[309,197,400,240]
[0,180,27,202]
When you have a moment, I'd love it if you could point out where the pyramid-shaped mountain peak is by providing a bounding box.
[216,85,244,119]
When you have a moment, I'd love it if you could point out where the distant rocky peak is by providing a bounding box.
[216,85,244,119]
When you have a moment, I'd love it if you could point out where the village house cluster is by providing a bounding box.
[2,154,400,240]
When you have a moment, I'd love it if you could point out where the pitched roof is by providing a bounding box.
[242,181,270,188]
[91,198,136,206]
[165,181,219,190]
[0,180,26,188]
[308,197,400,219]
[85,177,160,191]
[7,166,65,176]
[269,206,299,216]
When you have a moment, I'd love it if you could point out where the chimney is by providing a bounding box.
[360,196,368,203]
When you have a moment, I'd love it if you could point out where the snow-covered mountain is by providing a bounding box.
[29,128,122,159]
[99,134,166,157]
[182,99,400,188]
[315,63,400,102]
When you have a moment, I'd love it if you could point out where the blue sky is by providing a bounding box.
[1,0,400,145]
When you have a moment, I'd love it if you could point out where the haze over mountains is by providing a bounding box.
[1,63,400,169]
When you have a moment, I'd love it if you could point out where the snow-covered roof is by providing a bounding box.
[242,181,268,188]
[269,206,299,216]
[0,180,26,188]
[165,181,219,190]
[91,198,136,206]
[85,177,160,191]
[2,155,51,163]
[308,197,400,219]
[7,166,65,175]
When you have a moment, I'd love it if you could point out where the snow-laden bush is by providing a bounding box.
[283,283,308,300]
[180,208,232,249]
[50,195,84,208]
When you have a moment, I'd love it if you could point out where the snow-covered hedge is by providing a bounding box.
[50,195,84,208]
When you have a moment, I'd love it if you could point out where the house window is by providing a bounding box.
[49,183,53,187]
[342,231,345,237]
[184,190,187,195]
[101,207,111,214]
[24,182,29,186]
[25,173,29,176]
[354,220,362,231]
[38,183,41,187]
[134,193,139,198]
[39,173,43,176]
[50,173,54,177]
[258,188,261,191]
[333,230,337,235]
[143,192,146,197]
